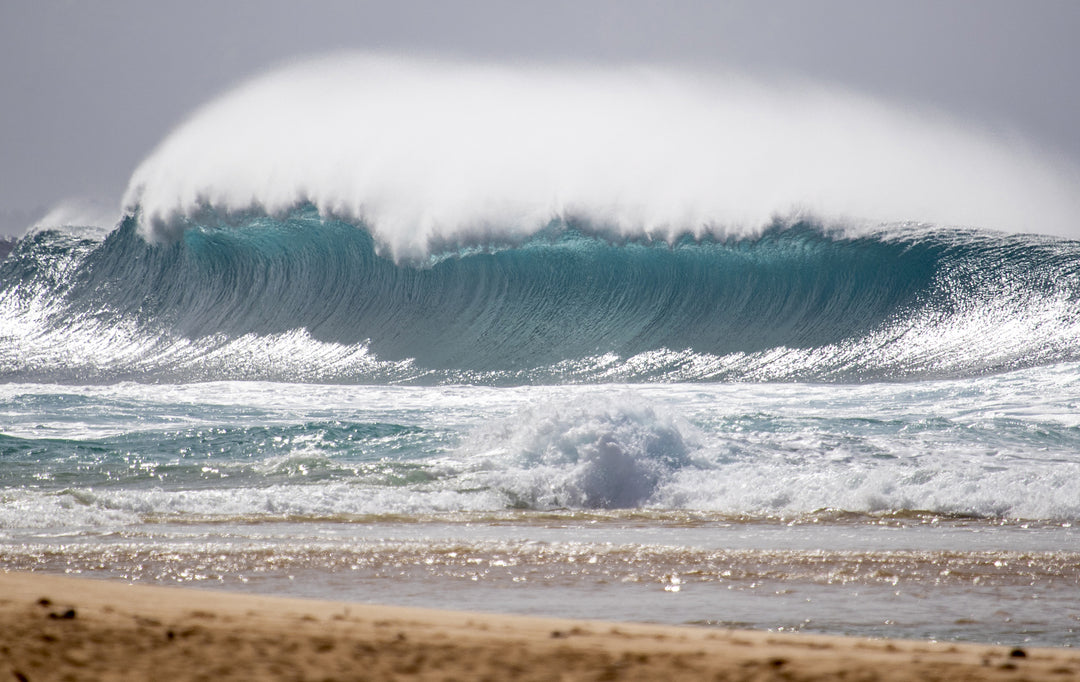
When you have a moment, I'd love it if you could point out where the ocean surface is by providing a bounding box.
[2,214,1079,647]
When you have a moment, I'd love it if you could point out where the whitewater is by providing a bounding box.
[1,54,1078,646]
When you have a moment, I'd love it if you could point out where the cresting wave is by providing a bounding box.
[124,54,1080,258]
[4,53,1080,384]
[2,212,1080,384]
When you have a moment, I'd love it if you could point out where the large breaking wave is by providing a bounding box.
[3,211,1080,384]
[4,53,1080,384]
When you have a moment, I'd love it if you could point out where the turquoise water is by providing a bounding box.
[5,218,1080,385]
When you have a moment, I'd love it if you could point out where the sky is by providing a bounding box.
[2,0,1079,237]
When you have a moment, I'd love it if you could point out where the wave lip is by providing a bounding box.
[124,53,1080,259]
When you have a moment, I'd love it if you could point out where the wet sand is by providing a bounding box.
[1,571,1076,681]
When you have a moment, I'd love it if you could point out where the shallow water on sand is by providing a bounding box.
[3,516,1078,646]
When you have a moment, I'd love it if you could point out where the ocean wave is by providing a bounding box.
[2,211,1080,384]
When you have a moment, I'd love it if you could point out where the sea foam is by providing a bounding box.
[124,53,1080,260]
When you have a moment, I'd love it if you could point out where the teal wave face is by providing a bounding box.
[3,210,1080,383]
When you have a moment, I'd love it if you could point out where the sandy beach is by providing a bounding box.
[0,571,1075,681]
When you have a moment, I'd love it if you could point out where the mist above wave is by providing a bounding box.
[124,53,1080,260]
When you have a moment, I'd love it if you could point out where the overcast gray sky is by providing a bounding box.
[2,0,1078,236]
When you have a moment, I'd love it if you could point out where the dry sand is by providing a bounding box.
[1,571,1077,681]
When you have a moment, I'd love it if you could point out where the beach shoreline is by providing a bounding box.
[1,571,1074,681]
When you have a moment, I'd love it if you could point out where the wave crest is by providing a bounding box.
[124,54,1080,259]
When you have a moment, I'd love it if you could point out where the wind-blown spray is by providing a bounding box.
[124,54,1080,259]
